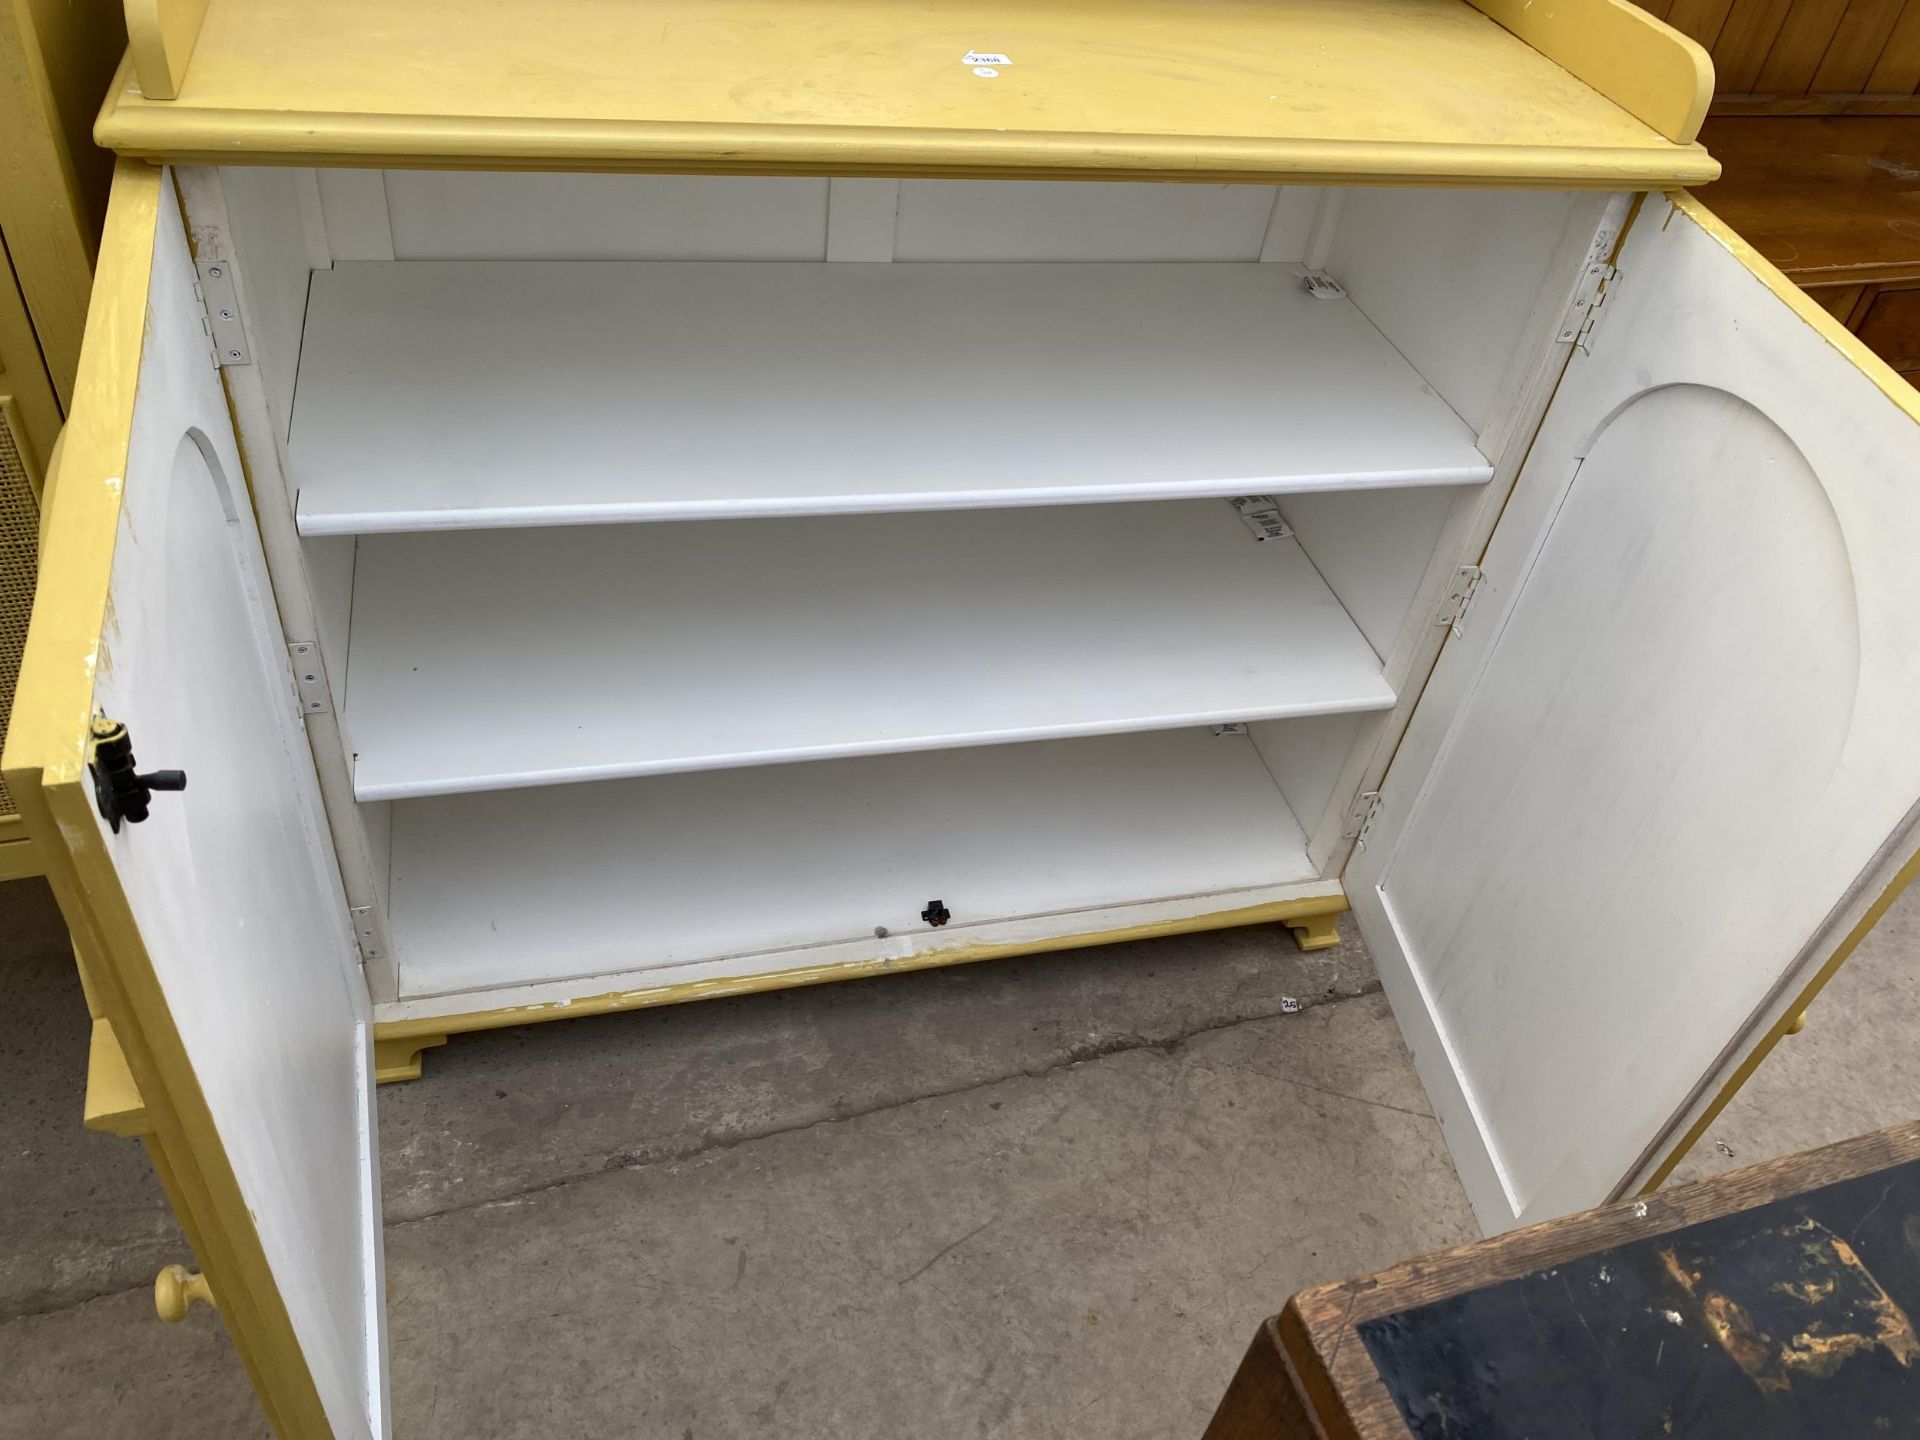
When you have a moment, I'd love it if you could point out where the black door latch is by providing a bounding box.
[89,719,186,832]
[921,899,951,928]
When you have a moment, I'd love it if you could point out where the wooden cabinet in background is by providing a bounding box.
[1655,0,1920,381]
[1650,0,1920,113]
[1853,283,1920,372]
[1695,115,1920,378]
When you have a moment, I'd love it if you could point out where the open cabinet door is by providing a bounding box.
[1350,192,1920,1235]
[2,163,387,1438]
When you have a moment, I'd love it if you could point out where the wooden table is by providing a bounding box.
[1203,1120,1920,1439]
[1697,117,1920,377]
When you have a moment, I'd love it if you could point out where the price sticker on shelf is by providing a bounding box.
[1230,496,1293,542]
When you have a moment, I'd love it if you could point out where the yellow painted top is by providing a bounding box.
[98,0,1719,187]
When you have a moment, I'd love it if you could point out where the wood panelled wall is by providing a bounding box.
[1645,0,1920,109]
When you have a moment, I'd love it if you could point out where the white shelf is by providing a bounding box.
[386,729,1321,999]
[290,260,1490,535]
[344,501,1394,801]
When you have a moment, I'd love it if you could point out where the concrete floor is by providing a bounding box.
[1,875,1915,1438]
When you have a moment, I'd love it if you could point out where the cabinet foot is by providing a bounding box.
[374,1032,447,1084]
[1285,911,1342,952]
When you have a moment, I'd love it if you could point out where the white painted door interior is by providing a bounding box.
[2,164,389,1439]
[1351,193,1920,1234]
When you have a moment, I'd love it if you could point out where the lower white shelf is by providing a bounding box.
[385,728,1322,1001]
[345,501,1395,801]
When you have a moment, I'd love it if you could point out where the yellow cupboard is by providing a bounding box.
[8,2,1920,1435]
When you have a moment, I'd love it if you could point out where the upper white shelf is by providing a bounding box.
[343,501,1395,801]
[290,260,1490,535]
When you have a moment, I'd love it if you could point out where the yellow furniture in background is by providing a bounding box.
[0,0,124,881]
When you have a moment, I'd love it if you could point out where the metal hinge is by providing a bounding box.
[348,905,382,964]
[194,259,252,367]
[1557,258,1620,354]
[286,643,383,967]
[288,642,332,720]
[1434,565,1484,638]
[1343,790,1382,847]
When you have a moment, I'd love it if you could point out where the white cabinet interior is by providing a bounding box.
[191,167,1606,1019]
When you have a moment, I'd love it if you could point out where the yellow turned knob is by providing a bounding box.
[154,1264,217,1322]
[1785,1012,1808,1035]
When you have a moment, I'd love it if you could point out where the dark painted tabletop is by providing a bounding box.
[1359,1160,1920,1439]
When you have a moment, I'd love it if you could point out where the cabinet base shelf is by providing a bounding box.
[370,889,1349,1082]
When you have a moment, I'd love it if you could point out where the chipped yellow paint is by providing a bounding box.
[374,893,1349,1080]
[95,0,1715,187]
